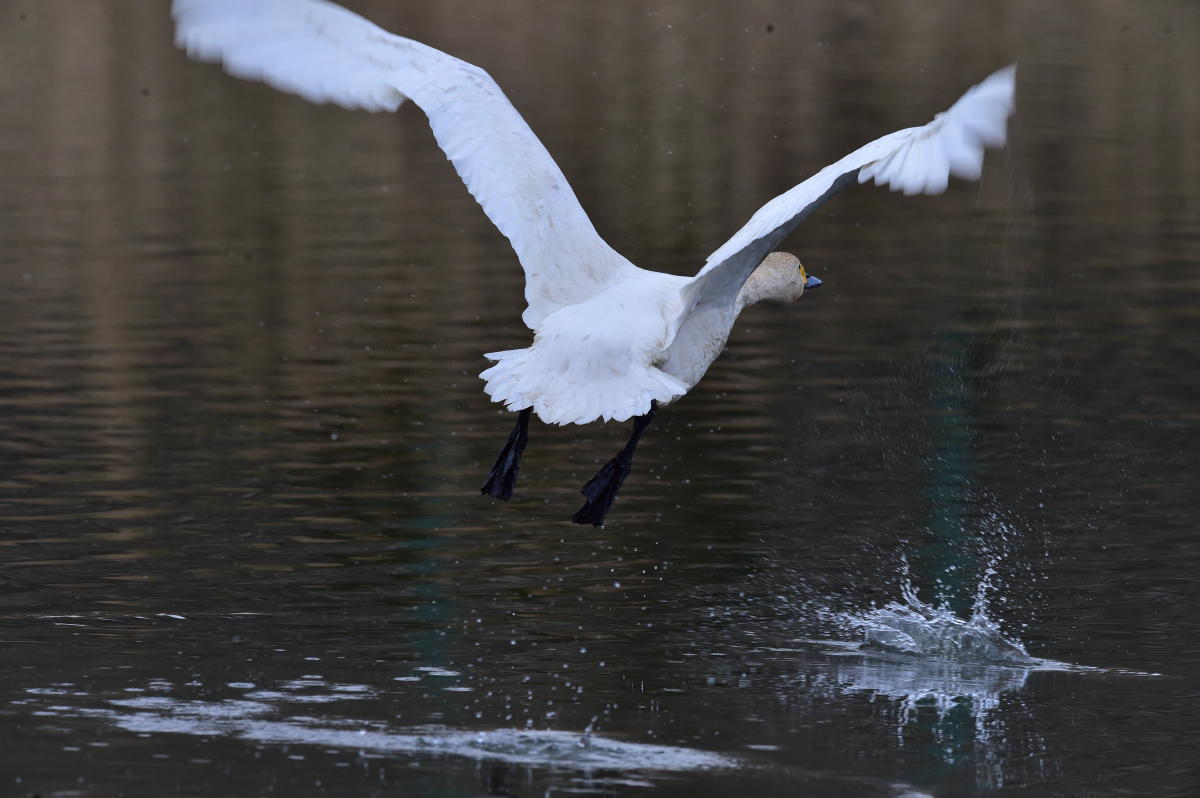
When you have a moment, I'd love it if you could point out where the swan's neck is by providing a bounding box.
[737,270,790,310]
[735,252,806,310]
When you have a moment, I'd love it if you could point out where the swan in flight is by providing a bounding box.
[172,0,1016,526]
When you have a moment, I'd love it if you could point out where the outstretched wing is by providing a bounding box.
[172,0,638,329]
[688,65,1016,309]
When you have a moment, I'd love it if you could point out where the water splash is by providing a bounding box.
[850,580,1034,666]
[804,564,1037,789]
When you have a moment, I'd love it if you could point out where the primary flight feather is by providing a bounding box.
[172,0,1016,525]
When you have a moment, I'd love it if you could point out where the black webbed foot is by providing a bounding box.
[572,403,656,527]
[481,408,532,501]
[572,451,634,526]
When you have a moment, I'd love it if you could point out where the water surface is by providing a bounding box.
[2,1,1198,796]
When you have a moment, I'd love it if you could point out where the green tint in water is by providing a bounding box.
[919,327,978,616]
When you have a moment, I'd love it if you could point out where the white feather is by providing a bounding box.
[173,0,636,331]
[698,65,1016,277]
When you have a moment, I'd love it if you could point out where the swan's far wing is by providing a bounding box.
[173,0,636,329]
[689,65,1016,309]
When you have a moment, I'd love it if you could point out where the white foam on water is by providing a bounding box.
[50,692,736,773]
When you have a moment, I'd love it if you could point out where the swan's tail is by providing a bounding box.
[480,347,686,426]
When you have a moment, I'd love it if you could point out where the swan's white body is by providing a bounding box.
[173,0,1016,426]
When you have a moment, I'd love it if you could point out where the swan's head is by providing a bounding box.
[740,251,821,307]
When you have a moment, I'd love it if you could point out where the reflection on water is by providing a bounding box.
[3,1,1200,797]
[792,647,1046,791]
[811,643,1033,726]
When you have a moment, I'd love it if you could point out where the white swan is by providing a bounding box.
[172,0,1016,525]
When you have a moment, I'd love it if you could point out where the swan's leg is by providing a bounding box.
[481,408,532,501]
[572,402,657,527]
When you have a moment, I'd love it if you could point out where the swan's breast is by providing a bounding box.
[657,302,738,389]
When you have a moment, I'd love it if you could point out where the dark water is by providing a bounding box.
[2,1,1199,796]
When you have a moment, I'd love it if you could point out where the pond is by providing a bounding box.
[1,1,1198,796]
